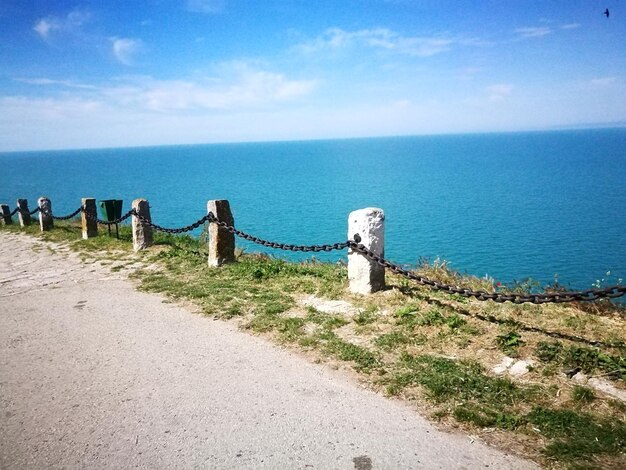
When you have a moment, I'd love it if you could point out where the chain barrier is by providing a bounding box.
[81,207,135,225]
[208,213,352,253]
[9,207,19,217]
[133,211,211,234]
[28,207,40,215]
[51,207,83,220]
[347,239,626,304]
[4,200,625,305]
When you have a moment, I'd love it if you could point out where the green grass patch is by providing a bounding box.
[496,330,525,357]
[527,407,626,462]
[318,331,382,373]
[535,341,626,381]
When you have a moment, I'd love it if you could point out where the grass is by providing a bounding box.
[3,219,626,468]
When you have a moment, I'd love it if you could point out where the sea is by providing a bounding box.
[1,128,625,291]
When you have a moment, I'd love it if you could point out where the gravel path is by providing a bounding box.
[0,232,537,469]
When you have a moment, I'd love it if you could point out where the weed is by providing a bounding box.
[318,331,382,373]
[527,407,626,462]
[374,331,425,351]
[535,342,626,381]
[445,313,466,330]
[571,385,596,405]
[496,331,525,357]
[353,307,378,326]
[387,353,531,404]
[453,404,525,430]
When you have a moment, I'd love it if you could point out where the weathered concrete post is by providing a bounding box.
[38,197,53,232]
[81,198,98,239]
[132,199,153,251]
[16,199,31,227]
[348,207,385,294]
[0,204,12,225]
[207,199,235,267]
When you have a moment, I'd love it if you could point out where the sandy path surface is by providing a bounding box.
[0,232,537,469]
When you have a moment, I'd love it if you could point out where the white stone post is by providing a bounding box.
[348,208,385,294]
[38,197,53,232]
[207,199,235,267]
[0,204,12,225]
[16,199,31,227]
[132,199,153,251]
[81,198,98,239]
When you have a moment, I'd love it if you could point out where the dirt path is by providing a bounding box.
[0,232,537,469]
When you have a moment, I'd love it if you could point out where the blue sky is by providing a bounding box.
[1,0,624,151]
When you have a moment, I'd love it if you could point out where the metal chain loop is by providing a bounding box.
[53,206,83,220]
[28,207,40,215]
[9,207,19,216]
[133,212,212,234]
[82,208,135,225]
[207,213,352,253]
[348,241,626,304]
[39,207,83,220]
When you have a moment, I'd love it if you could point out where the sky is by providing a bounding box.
[1,0,625,151]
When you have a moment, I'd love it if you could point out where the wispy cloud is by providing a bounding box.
[186,0,225,14]
[487,84,514,101]
[561,23,580,30]
[111,38,144,66]
[293,28,457,57]
[33,9,91,39]
[590,77,617,87]
[12,63,317,114]
[514,26,551,39]
[106,63,317,111]
[14,77,98,90]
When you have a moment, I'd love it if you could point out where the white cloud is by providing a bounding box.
[33,9,91,39]
[561,23,580,30]
[514,26,552,39]
[105,64,317,111]
[487,84,514,101]
[293,28,456,57]
[186,0,225,14]
[111,38,143,66]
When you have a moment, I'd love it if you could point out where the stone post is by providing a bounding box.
[17,199,31,227]
[0,204,12,225]
[81,198,98,239]
[132,199,153,251]
[348,208,385,294]
[38,197,53,232]
[207,199,235,267]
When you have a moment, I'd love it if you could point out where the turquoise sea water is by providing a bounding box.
[1,128,625,291]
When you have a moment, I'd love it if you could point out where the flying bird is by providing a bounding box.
[604,8,610,18]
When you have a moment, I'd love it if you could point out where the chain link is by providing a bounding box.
[9,207,19,216]
[348,241,626,304]
[207,213,352,253]
[39,207,83,220]
[28,207,40,215]
[52,206,83,220]
[133,211,211,234]
[82,208,135,225]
